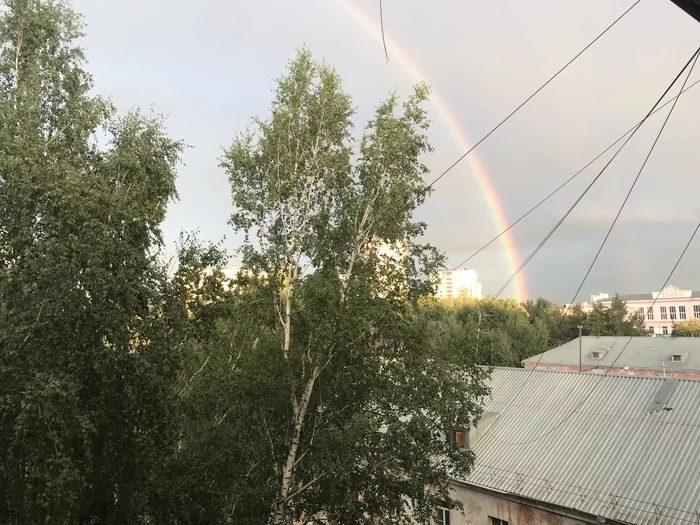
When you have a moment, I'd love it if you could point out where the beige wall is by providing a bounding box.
[448,484,591,525]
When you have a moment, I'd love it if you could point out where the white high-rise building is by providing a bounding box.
[436,268,482,300]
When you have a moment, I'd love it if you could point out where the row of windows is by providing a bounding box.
[436,509,507,525]
[635,305,700,321]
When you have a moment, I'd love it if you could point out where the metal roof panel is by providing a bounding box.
[460,368,700,525]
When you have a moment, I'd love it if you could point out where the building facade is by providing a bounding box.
[593,285,700,336]
[436,269,482,300]
[445,367,700,525]
[447,483,622,525]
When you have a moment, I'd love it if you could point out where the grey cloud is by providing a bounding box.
[70,0,700,300]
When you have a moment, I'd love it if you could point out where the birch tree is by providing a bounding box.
[218,48,488,525]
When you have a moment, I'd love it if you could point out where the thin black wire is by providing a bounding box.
[559,47,700,318]
[484,44,700,446]
[504,45,700,397]
[426,0,642,189]
[498,220,700,446]
[379,0,390,62]
[488,45,700,302]
[447,76,700,273]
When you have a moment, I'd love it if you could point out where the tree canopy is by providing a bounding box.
[0,2,658,524]
[0,1,184,522]
[177,48,490,524]
[673,319,700,337]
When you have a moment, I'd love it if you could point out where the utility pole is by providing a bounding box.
[578,325,583,372]
[476,310,482,358]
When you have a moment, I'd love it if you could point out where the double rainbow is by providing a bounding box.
[337,0,528,301]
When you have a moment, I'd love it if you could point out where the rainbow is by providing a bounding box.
[337,0,529,301]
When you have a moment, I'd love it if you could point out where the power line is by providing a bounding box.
[488,45,700,302]
[484,45,700,446]
[378,0,389,62]
[559,47,700,319]
[504,45,700,411]
[498,219,700,446]
[446,76,700,273]
[426,0,642,189]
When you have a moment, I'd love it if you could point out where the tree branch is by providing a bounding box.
[283,475,321,504]
[178,354,211,397]
[13,25,23,108]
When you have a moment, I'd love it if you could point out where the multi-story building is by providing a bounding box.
[436,268,482,300]
[593,285,700,336]
[445,367,700,525]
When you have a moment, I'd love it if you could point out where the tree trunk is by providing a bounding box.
[272,368,318,525]
[13,27,22,108]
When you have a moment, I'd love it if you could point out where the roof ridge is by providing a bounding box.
[484,365,700,382]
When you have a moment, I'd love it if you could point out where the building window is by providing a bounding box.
[695,305,700,319]
[647,307,654,320]
[490,518,509,525]
[636,307,645,320]
[435,507,450,525]
[452,430,467,449]
[672,354,683,362]
[591,351,601,359]
[679,306,686,320]
[670,306,677,320]
[660,307,667,320]
[663,326,669,335]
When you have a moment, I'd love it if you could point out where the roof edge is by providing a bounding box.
[450,479,628,525]
[481,365,700,382]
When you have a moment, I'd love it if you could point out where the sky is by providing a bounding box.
[71,0,700,303]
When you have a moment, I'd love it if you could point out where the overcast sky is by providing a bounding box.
[71,0,700,302]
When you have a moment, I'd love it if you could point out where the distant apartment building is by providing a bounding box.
[436,268,482,300]
[591,285,700,336]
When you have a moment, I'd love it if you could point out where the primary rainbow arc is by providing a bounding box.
[338,0,528,302]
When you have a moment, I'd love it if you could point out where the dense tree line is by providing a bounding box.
[673,319,700,337]
[0,2,649,524]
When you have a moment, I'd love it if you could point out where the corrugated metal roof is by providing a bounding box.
[522,336,700,373]
[460,368,700,525]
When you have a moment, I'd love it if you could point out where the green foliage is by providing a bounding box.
[162,48,490,525]
[587,295,638,337]
[3,3,654,524]
[428,296,549,367]
[672,319,700,337]
[524,298,586,348]
[0,1,184,522]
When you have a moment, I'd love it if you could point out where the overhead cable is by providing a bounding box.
[447,76,700,273]
[426,0,642,189]
[488,45,700,301]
